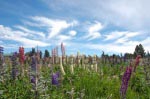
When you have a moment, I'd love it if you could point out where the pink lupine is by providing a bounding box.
[61,42,65,59]
[133,55,141,72]
[56,46,58,57]
[120,65,132,99]
[19,47,25,64]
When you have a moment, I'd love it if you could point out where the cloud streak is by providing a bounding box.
[84,21,103,40]
[15,25,46,38]
[104,31,141,44]
[30,16,78,39]
[0,25,50,48]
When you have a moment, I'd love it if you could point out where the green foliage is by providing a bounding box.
[0,62,150,99]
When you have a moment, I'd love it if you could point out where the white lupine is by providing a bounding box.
[82,54,86,69]
[94,55,97,72]
[95,63,97,72]
[70,57,74,74]
[91,64,94,70]
[60,56,66,75]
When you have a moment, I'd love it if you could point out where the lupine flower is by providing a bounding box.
[61,42,65,60]
[53,48,56,63]
[120,65,132,99]
[0,46,4,68]
[93,55,97,72]
[31,56,37,71]
[31,75,36,84]
[56,46,58,57]
[70,57,74,74]
[19,47,25,76]
[60,56,66,75]
[19,47,25,64]
[52,72,60,85]
[30,56,38,90]
[133,55,141,72]
[51,49,55,64]
[11,52,19,79]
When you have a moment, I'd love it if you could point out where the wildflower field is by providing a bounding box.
[0,45,150,99]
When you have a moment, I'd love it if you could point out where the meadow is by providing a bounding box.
[0,46,150,99]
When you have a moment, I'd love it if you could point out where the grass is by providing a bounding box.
[0,62,150,99]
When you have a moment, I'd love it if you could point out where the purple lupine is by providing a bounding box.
[31,75,36,84]
[31,56,37,71]
[0,46,4,67]
[11,52,19,80]
[120,65,132,99]
[133,55,141,72]
[52,72,60,86]
[30,56,37,82]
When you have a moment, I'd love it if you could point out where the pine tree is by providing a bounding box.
[134,44,145,57]
[44,50,49,58]
[40,51,42,59]
[138,44,145,57]
[31,48,36,56]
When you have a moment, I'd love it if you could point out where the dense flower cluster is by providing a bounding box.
[0,46,4,73]
[120,55,141,98]
[120,65,132,98]
[31,56,37,72]
[11,52,19,79]
[19,47,25,64]
[133,55,141,72]
[31,75,36,84]
[52,72,60,86]
[61,42,65,59]
[30,56,37,86]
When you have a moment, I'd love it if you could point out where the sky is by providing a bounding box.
[0,0,150,55]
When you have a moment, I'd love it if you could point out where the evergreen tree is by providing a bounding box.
[31,48,36,56]
[134,45,139,56]
[146,51,150,57]
[139,44,145,57]
[40,51,42,59]
[124,53,133,59]
[44,50,49,58]
[134,44,145,57]
[101,51,105,57]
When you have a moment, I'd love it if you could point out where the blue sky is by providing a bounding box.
[0,0,150,55]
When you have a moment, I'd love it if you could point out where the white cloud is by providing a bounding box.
[84,22,103,40]
[104,31,126,41]
[57,35,71,41]
[30,16,78,38]
[43,0,150,32]
[64,32,149,54]
[104,31,140,41]
[0,25,50,48]
[114,31,140,44]
[82,36,150,54]
[104,31,141,44]
[69,30,77,36]
[115,37,128,44]
[0,25,28,37]
[15,25,46,38]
